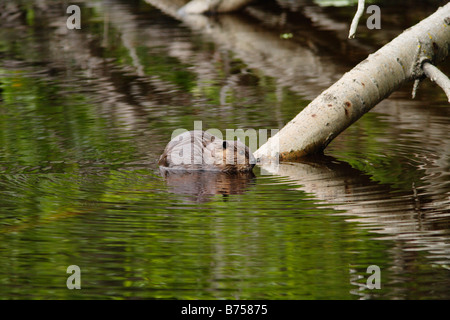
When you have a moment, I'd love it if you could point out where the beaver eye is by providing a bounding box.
[239,150,245,155]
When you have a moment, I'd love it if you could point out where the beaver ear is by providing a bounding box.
[223,141,227,149]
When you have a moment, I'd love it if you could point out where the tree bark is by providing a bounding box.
[255,3,450,162]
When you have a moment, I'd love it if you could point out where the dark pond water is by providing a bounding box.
[0,0,448,299]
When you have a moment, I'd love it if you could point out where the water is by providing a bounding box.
[0,0,448,300]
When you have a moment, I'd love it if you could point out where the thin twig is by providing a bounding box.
[348,0,365,39]
[411,79,420,99]
[423,62,450,103]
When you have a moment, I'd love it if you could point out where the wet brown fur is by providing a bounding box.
[159,130,255,173]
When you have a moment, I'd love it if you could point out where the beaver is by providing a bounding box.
[158,130,256,173]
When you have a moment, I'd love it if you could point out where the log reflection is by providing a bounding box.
[260,155,450,268]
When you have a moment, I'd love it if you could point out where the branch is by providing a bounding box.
[177,0,253,15]
[348,0,365,39]
[422,62,450,103]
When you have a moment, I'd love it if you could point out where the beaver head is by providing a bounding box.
[206,138,256,173]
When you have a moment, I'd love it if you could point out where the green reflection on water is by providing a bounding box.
[0,0,448,300]
[0,69,138,169]
[0,167,394,299]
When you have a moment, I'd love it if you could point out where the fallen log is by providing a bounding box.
[255,3,450,162]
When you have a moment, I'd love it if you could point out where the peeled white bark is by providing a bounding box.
[255,3,450,162]
[179,0,254,15]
